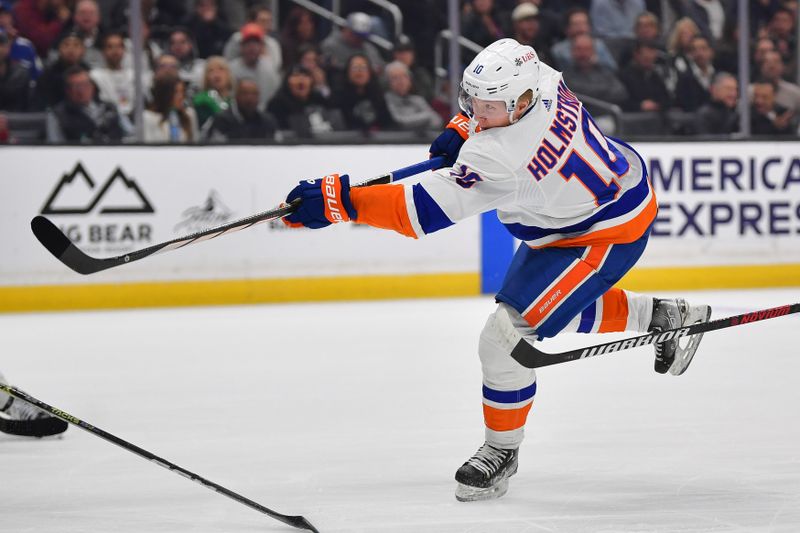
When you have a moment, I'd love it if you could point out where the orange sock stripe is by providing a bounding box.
[523,245,609,328]
[350,185,417,238]
[598,287,629,332]
[483,402,533,432]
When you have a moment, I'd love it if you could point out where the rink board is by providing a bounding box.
[1,142,799,311]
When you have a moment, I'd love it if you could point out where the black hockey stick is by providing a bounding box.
[511,302,800,369]
[0,384,320,533]
[31,157,445,275]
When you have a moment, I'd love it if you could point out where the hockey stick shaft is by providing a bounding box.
[0,384,319,533]
[511,302,800,369]
[31,156,445,275]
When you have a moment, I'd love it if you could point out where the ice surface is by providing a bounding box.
[2,288,799,532]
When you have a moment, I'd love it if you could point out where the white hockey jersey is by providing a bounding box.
[350,63,657,248]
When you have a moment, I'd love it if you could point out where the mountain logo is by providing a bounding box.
[41,162,154,215]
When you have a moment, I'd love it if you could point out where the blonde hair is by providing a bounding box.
[202,56,233,93]
[667,17,700,56]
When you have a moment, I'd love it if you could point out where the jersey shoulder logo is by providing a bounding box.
[450,164,484,189]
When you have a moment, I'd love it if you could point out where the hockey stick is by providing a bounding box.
[31,156,445,275]
[510,302,800,369]
[0,384,320,533]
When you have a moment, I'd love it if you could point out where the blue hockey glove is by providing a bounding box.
[283,173,357,229]
[428,113,471,169]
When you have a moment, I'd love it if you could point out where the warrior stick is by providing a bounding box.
[510,303,799,369]
[0,384,320,533]
[31,157,445,275]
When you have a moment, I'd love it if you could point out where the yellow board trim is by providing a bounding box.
[616,263,800,291]
[0,264,798,313]
[0,273,481,313]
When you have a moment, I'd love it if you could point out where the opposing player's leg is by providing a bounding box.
[455,303,536,502]
[0,372,68,437]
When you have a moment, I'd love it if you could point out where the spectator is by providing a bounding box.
[383,60,441,131]
[646,0,686,36]
[122,19,162,74]
[192,55,233,127]
[267,64,343,138]
[750,80,796,135]
[462,0,506,48]
[57,0,102,68]
[0,28,31,110]
[296,44,331,98]
[752,37,776,72]
[758,50,800,114]
[181,0,231,59]
[666,16,701,76]
[674,35,715,111]
[204,77,278,142]
[618,11,666,65]
[0,3,42,79]
[685,0,726,43]
[13,0,70,57]
[223,4,281,71]
[766,7,796,77]
[46,64,125,143]
[392,34,434,101]
[167,27,205,96]
[619,40,670,112]
[154,53,179,77]
[510,3,552,65]
[90,31,138,116]
[321,12,385,76]
[590,0,645,41]
[561,33,628,106]
[143,71,198,143]
[332,53,393,131]
[750,0,781,33]
[229,23,280,109]
[35,31,88,109]
[550,8,618,71]
[280,6,317,68]
[694,72,738,134]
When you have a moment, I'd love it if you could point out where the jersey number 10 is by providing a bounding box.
[558,110,630,207]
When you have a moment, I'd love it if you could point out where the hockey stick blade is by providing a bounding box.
[31,157,444,275]
[0,384,320,532]
[511,302,800,369]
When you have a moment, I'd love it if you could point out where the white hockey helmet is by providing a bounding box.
[459,38,541,123]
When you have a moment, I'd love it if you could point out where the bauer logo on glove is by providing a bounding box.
[283,173,358,229]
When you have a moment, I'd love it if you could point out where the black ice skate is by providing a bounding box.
[0,394,67,437]
[649,298,712,375]
[455,442,518,502]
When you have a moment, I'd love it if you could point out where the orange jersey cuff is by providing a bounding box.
[350,185,417,238]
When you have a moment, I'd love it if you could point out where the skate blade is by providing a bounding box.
[455,478,509,502]
[669,305,712,376]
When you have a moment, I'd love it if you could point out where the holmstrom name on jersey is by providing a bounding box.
[527,83,581,182]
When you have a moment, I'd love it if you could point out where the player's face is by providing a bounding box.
[470,97,510,129]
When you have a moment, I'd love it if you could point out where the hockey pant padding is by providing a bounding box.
[496,229,651,338]
[479,303,537,449]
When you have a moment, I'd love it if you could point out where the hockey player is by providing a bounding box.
[282,39,711,502]
[0,372,67,437]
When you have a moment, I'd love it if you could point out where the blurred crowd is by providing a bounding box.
[0,0,798,144]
